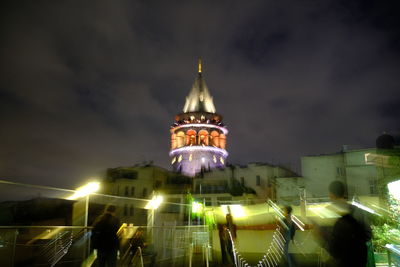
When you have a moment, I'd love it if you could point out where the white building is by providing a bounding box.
[194,162,302,205]
[302,134,400,199]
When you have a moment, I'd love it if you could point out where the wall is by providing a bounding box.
[200,163,299,199]
[276,177,302,205]
[301,154,345,198]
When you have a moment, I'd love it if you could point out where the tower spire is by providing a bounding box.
[198,58,202,73]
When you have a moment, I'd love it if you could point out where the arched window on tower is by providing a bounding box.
[210,131,219,147]
[198,130,209,146]
[171,134,177,149]
[220,134,226,149]
[186,129,197,146]
[176,131,185,148]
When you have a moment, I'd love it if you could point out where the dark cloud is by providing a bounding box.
[0,0,399,188]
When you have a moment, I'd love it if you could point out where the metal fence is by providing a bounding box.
[0,225,211,267]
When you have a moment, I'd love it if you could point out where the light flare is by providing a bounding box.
[221,204,246,218]
[145,195,164,210]
[67,182,100,200]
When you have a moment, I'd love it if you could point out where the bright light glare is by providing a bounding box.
[291,215,305,231]
[386,244,400,254]
[221,204,246,218]
[364,153,371,164]
[145,195,164,210]
[192,201,203,213]
[67,182,100,200]
[308,204,338,218]
[388,180,400,200]
[351,201,381,216]
[267,200,284,218]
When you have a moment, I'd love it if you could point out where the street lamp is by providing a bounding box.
[66,181,100,263]
[67,181,100,200]
[67,181,100,227]
[145,195,164,210]
[145,194,164,244]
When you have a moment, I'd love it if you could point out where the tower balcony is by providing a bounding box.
[169,145,228,158]
[170,123,228,135]
[170,145,228,176]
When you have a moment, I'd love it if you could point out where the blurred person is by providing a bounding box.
[321,181,372,267]
[128,228,156,267]
[91,205,121,267]
[218,213,237,266]
[279,205,296,267]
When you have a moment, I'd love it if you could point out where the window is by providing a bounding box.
[256,175,261,186]
[130,186,135,196]
[142,188,148,198]
[217,197,232,205]
[336,167,344,176]
[123,171,138,179]
[124,186,129,196]
[130,205,134,216]
[369,179,378,194]
[240,177,245,186]
[155,180,162,189]
[124,204,128,216]
[176,131,185,148]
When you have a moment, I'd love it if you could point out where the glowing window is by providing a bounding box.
[211,131,219,147]
[176,131,185,148]
[171,134,176,149]
[220,134,226,149]
[198,130,209,146]
[187,129,197,145]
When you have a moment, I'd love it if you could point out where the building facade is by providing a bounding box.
[302,134,400,199]
[169,60,228,176]
[193,163,301,204]
[101,164,191,225]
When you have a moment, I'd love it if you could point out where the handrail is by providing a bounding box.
[0,225,208,230]
[0,226,93,229]
[138,246,144,267]
[188,243,194,267]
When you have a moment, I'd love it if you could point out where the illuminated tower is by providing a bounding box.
[169,59,228,176]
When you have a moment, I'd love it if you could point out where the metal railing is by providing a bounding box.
[0,224,212,267]
[0,226,91,267]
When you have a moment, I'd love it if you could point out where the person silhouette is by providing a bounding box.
[280,205,296,267]
[218,213,237,265]
[326,181,371,267]
[91,205,121,267]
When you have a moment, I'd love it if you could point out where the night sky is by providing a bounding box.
[1,0,399,188]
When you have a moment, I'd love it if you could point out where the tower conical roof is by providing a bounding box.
[183,59,216,113]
